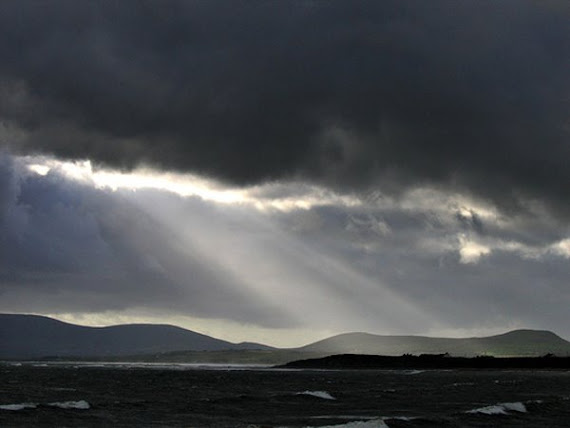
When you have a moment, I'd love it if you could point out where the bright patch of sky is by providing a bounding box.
[23,155,362,211]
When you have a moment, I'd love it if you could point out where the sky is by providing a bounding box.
[0,1,569,347]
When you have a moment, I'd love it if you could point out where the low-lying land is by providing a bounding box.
[277,353,570,370]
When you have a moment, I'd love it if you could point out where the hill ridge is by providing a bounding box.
[0,314,273,359]
[304,328,565,341]
[2,314,569,360]
[298,328,570,357]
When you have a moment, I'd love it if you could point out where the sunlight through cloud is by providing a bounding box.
[22,155,361,212]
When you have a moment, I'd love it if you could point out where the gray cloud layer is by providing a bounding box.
[1,1,569,217]
[0,155,291,326]
[2,155,570,337]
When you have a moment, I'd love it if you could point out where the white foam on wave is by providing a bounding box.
[467,401,527,415]
[467,405,508,415]
[404,370,424,375]
[0,403,37,411]
[306,419,390,428]
[503,402,527,413]
[298,391,336,400]
[48,400,91,410]
[0,400,91,411]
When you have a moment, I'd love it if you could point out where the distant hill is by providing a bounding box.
[0,314,273,359]
[2,314,569,361]
[297,330,570,357]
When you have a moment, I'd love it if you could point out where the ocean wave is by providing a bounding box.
[305,419,390,428]
[48,400,91,409]
[298,391,336,400]
[467,401,527,415]
[0,403,37,411]
[0,400,90,411]
[310,415,378,420]
[386,416,416,421]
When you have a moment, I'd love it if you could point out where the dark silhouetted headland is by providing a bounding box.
[277,353,570,370]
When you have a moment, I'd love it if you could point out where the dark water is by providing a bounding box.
[1,362,570,427]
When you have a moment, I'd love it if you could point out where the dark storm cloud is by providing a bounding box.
[0,1,568,215]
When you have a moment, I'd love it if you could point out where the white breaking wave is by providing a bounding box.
[298,391,336,400]
[48,400,91,410]
[467,401,527,415]
[0,403,37,411]
[0,400,90,411]
[403,370,424,375]
[306,419,390,428]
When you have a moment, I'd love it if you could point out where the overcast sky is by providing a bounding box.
[0,1,569,346]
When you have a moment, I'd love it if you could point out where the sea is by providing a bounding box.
[1,362,570,427]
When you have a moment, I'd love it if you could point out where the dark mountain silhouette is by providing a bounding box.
[0,314,272,359]
[298,329,570,357]
[2,314,569,361]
